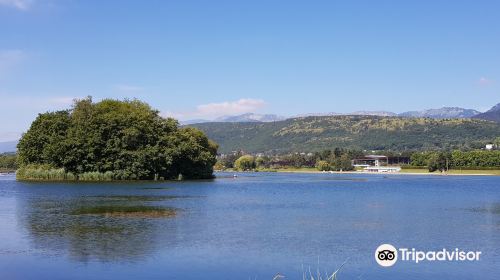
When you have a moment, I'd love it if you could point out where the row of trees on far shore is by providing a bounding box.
[215,148,500,173]
[0,153,17,171]
[216,148,364,171]
[410,150,500,172]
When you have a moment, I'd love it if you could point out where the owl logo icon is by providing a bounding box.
[375,244,398,267]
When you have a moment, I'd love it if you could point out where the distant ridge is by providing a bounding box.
[473,103,500,122]
[182,105,496,125]
[351,111,397,117]
[182,113,286,124]
[190,115,500,153]
[399,107,481,119]
[214,113,286,123]
[0,141,17,153]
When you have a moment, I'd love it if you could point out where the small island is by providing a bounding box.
[16,97,218,181]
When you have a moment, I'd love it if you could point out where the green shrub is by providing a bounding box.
[234,155,256,171]
[315,160,330,171]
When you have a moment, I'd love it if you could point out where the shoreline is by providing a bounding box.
[278,170,499,176]
[217,169,500,176]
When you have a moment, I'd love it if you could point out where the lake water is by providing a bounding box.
[0,172,499,279]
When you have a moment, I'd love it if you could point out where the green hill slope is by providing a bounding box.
[189,116,500,153]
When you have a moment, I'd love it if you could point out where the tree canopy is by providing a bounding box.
[17,97,218,180]
[234,155,256,171]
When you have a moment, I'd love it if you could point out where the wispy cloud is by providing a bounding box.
[196,98,266,116]
[0,0,33,10]
[478,77,493,86]
[164,98,266,120]
[0,49,27,77]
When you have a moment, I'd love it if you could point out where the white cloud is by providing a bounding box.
[0,50,26,77]
[163,98,266,120]
[0,0,33,10]
[478,77,492,86]
[196,98,266,116]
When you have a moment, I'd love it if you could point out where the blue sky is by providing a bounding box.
[0,0,499,141]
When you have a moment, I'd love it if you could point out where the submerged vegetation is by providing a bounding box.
[71,205,176,218]
[16,97,218,181]
[20,192,186,262]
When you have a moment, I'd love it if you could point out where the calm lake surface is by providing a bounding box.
[0,172,499,279]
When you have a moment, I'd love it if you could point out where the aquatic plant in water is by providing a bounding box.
[71,205,176,218]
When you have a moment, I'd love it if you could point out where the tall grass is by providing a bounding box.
[78,171,115,181]
[300,259,348,280]
[17,165,117,181]
[17,165,70,181]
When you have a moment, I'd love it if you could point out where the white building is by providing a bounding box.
[486,144,494,150]
[363,166,401,173]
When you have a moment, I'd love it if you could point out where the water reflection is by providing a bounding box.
[18,194,179,262]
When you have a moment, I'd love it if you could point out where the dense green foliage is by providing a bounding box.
[190,116,500,153]
[427,152,451,172]
[411,150,500,172]
[450,150,500,168]
[0,153,17,171]
[234,155,256,171]
[217,148,359,171]
[312,149,356,171]
[315,160,330,171]
[17,97,218,180]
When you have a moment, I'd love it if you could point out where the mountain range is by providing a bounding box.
[472,103,500,122]
[190,116,500,153]
[181,113,286,124]
[2,103,499,154]
[0,141,17,153]
[182,104,500,124]
[188,103,500,153]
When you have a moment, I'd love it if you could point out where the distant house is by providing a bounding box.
[352,155,388,167]
[352,154,408,173]
[485,144,494,150]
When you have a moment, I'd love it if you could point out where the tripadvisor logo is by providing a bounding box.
[375,244,482,267]
[375,244,398,267]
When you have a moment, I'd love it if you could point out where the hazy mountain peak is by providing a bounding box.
[487,103,500,112]
[215,113,286,122]
[349,111,397,117]
[0,141,17,153]
[183,103,500,125]
[399,107,481,119]
[472,103,500,122]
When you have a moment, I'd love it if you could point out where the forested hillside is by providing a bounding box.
[190,116,500,153]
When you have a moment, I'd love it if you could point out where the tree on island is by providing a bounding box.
[17,97,218,180]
